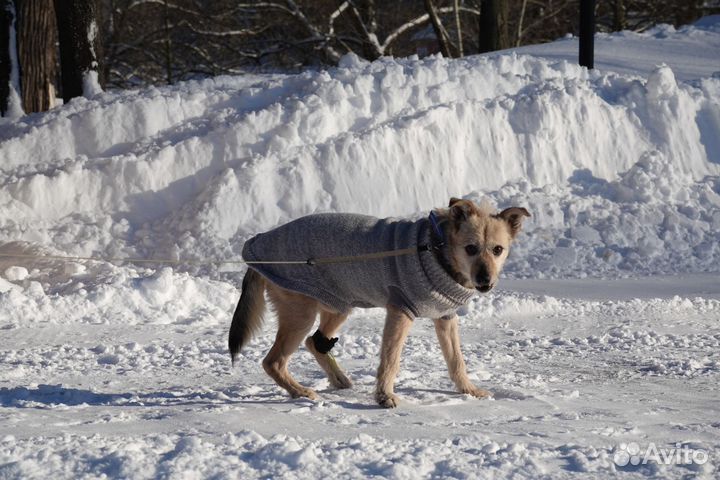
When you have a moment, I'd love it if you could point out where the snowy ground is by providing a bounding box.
[513,15,720,82]
[0,276,718,478]
[1,17,719,479]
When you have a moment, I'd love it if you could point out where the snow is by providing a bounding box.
[1,18,719,479]
[82,20,102,99]
[82,71,103,99]
[510,16,720,82]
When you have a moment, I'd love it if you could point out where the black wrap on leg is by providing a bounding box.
[312,329,338,354]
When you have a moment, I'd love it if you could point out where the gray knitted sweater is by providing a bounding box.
[242,213,475,319]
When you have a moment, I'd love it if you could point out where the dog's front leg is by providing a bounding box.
[433,315,492,399]
[375,305,413,408]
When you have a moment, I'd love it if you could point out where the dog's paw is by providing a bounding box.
[325,353,352,389]
[329,371,353,389]
[290,387,319,400]
[460,385,493,399]
[375,392,400,408]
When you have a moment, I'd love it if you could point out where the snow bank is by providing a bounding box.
[1,47,719,278]
[0,262,235,327]
[480,151,720,277]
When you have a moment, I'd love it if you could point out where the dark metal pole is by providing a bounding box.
[579,0,595,69]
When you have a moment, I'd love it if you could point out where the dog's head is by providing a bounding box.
[440,198,530,292]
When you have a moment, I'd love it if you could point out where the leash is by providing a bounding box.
[0,246,432,267]
[0,212,445,267]
[305,246,425,266]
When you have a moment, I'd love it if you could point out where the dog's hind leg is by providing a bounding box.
[433,315,491,399]
[305,309,352,389]
[263,285,319,400]
[375,305,414,408]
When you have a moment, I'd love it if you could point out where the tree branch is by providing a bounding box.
[424,0,457,57]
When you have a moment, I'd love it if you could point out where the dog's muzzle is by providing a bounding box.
[475,265,493,293]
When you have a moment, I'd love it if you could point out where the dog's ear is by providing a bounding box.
[448,198,476,222]
[497,207,531,239]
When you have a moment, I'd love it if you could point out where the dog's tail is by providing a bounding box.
[229,268,266,365]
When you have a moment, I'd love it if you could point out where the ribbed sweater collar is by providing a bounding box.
[417,220,476,309]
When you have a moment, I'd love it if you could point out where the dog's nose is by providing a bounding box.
[475,269,491,287]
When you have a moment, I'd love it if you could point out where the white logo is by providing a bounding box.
[613,442,708,467]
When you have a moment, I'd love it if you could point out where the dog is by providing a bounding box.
[229,198,530,408]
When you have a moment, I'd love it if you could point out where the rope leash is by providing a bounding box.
[0,245,430,267]
[0,212,443,267]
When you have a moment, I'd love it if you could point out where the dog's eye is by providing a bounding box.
[465,244,479,256]
[492,245,504,257]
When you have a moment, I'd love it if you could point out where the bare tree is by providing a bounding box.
[424,0,457,57]
[0,0,20,117]
[17,0,56,112]
[54,0,101,102]
[514,0,528,46]
[596,0,706,33]
[359,0,376,35]
[337,1,382,60]
[453,0,463,56]
[478,0,509,53]
[509,0,574,45]
[612,0,627,31]
[98,0,485,86]
[69,0,714,91]
[339,1,477,59]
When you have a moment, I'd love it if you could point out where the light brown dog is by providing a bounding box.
[229,198,530,407]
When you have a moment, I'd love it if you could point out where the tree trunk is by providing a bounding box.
[17,0,56,112]
[515,0,528,46]
[478,0,508,53]
[453,0,463,57]
[0,0,20,116]
[163,0,172,84]
[0,0,13,116]
[54,0,100,102]
[612,0,626,31]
